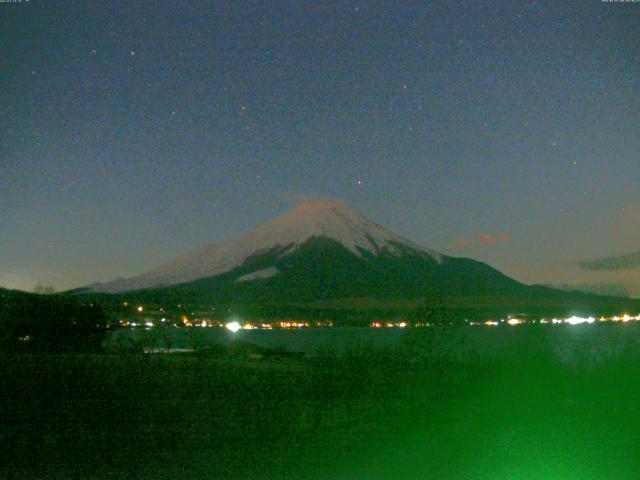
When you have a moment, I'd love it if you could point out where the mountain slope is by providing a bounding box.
[87,198,443,293]
[148,236,523,302]
[80,198,640,320]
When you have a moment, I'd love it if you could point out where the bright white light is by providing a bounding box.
[225,321,241,333]
[145,321,154,327]
[485,321,499,326]
[564,316,595,325]
[507,318,522,326]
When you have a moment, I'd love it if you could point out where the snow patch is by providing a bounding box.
[237,267,279,282]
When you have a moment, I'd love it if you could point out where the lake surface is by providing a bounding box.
[107,323,640,365]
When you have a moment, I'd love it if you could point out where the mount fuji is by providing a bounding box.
[82,198,639,318]
[87,198,504,294]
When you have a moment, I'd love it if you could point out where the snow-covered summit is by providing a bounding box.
[257,198,440,257]
[88,198,443,293]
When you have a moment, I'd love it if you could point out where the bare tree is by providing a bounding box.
[33,283,56,295]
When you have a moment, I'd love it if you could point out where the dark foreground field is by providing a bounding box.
[2,335,640,479]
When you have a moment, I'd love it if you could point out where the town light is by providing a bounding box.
[564,316,595,325]
[225,321,241,333]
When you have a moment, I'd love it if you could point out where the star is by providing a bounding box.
[130,50,136,56]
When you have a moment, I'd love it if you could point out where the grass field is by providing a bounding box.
[2,334,640,479]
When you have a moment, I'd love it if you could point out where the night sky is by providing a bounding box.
[1,0,639,295]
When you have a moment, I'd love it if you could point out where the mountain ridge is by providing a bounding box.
[75,199,640,320]
[87,198,444,293]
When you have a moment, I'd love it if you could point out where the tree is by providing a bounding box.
[414,283,446,326]
[402,284,447,365]
[0,294,109,353]
[33,284,56,295]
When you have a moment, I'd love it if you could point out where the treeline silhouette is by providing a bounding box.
[0,290,108,353]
